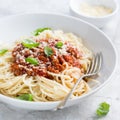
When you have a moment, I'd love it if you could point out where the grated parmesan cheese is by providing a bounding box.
[79,2,113,17]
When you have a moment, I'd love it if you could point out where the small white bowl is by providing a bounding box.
[69,0,119,28]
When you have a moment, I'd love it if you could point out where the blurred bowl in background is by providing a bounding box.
[69,0,119,28]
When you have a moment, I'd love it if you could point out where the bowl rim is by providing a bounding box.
[69,0,119,19]
[0,13,117,106]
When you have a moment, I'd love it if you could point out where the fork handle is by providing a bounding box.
[54,75,84,110]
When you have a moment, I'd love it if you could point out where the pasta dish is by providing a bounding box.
[0,28,93,102]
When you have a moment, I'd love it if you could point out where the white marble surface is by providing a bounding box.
[0,0,120,120]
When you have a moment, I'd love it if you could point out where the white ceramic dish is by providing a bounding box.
[0,13,117,110]
[69,0,119,28]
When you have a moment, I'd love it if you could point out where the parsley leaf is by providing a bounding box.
[22,39,39,49]
[44,46,53,57]
[55,41,63,49]
[96,102,110,117]
[0,49,8,55]
[25,57,39,65]
[17,94,33,101]
[33,28,51,36]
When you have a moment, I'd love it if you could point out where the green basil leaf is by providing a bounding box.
[33,27,51,36]
[17,94,33,101]
[0,49,8,55]
[96,102,110,117]
[22,39,39,48]
[55,41,63,49]
[25,57,39,65]
[44,46,53,57]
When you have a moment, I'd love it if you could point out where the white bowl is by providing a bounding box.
[0,13,117,110]
[69,0,119,28]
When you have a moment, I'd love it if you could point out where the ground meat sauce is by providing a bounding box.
[11,39,82,78]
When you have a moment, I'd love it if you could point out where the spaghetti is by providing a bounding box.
[0,29,93,101]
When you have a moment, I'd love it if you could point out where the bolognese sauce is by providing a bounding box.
[11,38,83,78]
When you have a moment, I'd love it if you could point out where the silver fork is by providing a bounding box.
[54,52,102,111]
